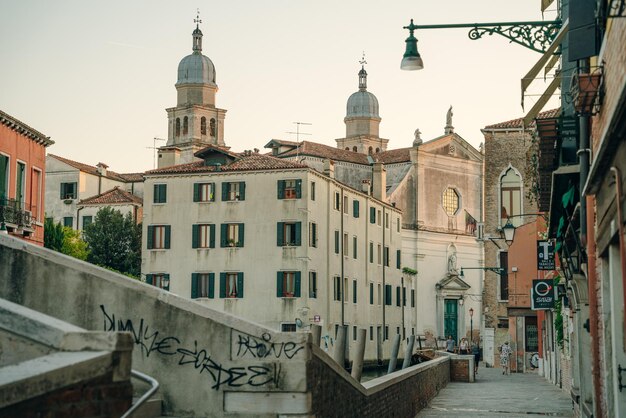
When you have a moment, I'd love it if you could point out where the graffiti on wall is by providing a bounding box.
[232,331,304,360]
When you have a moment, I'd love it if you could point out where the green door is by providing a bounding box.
[444,299,458,342]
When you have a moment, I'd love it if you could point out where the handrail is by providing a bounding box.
[121,369,160,418]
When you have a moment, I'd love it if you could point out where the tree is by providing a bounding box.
[44,217,64,251]
[44,218,89,260]
[83,207,141,278]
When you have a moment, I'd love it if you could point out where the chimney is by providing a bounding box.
[372,162,386,201]
[361,179,371,195]
[96,162,108,176]
[323,159,335,179]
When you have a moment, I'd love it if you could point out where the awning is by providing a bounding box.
[542,0,555,13]
[547,164,580,239]
[523,75,562,129]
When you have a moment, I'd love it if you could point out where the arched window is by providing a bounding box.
[345,147,350,150]
[352,146,357,152]
[368,146,373,155]
[175,118,181,137]
[183,117,189,135]
[201,117,207,135]
[375,148,380,153]
[500,167,522,223]
[210,118,216,137]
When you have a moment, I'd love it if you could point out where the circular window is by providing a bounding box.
[442,187,459,216]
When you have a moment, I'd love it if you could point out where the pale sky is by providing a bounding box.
[0,0,559,173]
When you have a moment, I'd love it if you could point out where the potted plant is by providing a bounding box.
[571,70,602,114]
[228,239,239,247]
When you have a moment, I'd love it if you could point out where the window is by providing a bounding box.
[333,276,341,301]
[309,271,317,298]
[278,179,302,199]
[377,244,382,265]
[276,271,301,297]
[0,154,8,201]
[281,323,297,332]
[311,182,316,201]
[370,283,374,304]
[385,325,389,340]
[377,284,382,305]
[192,224,216,248]
[370,207,376,224]
[499,251,509,300]
[402,287,407,306]
[500,168,522,221]
[353,236,357,259]
[63,217,73,228]
[525,317,539,352]
[397,326,400,335]
[396,250,401,269]
[343,233,348,256]
[368,146,373,155]
[334,192,340,210]
[209,118,216,137]
[344,277,348,302]
[353,326,357,341]
[15,162,25,207]
[385,212,389,228]
[353,200,360,218]
[384,246,390,267]
[201,117,207,135]
[353,146,357,152]
[183,116,188,135]
[153,184,167,203]
[31,168,42,219]
[193,183,215,202]
[60,182,77,200]
[309,222,318,247]
[369,326,373,341]
[146,273,170,290]
[191,273,215,298]
[221,223,244,247]
[82,216,93,229]
[175,118,181,136]
[442,187,459,216]
[411,289,415,307]
[343,196,348,214]
[277,222,302,246]
[396,286,401,306]
[377,210,382,226]
[369,242,373,263]
[397,218,400,232]
[222,182,246,201]
[220,272,244,298]
[334,230,340,254]
[385,284,392,305]
[147,225,171,249]
[352,279,357,303]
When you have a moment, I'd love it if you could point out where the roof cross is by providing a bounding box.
[359,51,367,67]
[194,9,202,27]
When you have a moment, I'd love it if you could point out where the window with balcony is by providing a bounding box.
[277,221,301,246]
[147,225,171,249]
[222,182,246,201]
[15,162,25,208]
[220,223,244,247]
[220,272,243,298]
[192,224,216,248]
[276,271,301,298]
[60,182,77,200]
[153,184,167,204]
[278,179,302,199]
[191,273,215,298]
[193,183,215,202]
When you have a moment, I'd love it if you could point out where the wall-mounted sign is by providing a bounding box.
[313,315,321,323]
[537,240,555,270]
[531,279,555,310]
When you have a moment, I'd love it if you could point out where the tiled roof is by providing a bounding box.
[0,109,54,146]
[49,154,139,183]
[376,147,411,164]
[78,187,142,206]
[278,141,371,165]
[118,172,144,182]
[483,108,560,129]
[145,152,308,175]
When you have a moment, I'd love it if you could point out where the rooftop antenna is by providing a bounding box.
[286,122,312,161]
[146,137,166,168]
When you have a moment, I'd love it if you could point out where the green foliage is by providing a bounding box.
[61,227,89,260]
[553,275,565,349]
[44,217,64,251]
[402,267,418,276]
[83,207,142,278]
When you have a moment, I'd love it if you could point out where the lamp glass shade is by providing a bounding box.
[469,308,474,317]
[502,220,516,244]
[401,34,424,71]
[458,298,464,306]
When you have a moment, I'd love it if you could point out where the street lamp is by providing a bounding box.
[401,20,424,71]
[501,213,548,245]
[469,307,474,344]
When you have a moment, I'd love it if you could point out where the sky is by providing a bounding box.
[0,1,559,173]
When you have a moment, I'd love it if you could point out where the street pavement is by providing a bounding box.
[417,366,573,417]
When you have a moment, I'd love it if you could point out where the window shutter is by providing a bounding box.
[163,274,170,291]
[221,183,228,201]
[411,289,415,307]
[153,184,159,202]
[60,184,64,199]
[295,222,302,246]
[402,287,407,306]
[237,272,244,298]
[238,223,245,247]
[295,179,302,198]
[370,283,374,304]
[396,286,400,306]
[220,224,227,247]
[397,250,401,269]
[385,285,392,305]
[164,226,171,249]
[209,224,215,248]
[219,273,226,298]
[277,222,284,246]
[209,183,215,201]
[193,183,200,202]
[146,274,153,285]
[162,184,167,202]
[239,182,246,200]
[276,272,283,297]
[295,272,301,297]
[191,273,198,298]
[192,225,199,248]
[353,281,357,303]
[208,273,215,298]
[277,180,285,199]
[334,231,339,254]
[147,226,154,249]
[353,200,359,218]
[370,207,375,224]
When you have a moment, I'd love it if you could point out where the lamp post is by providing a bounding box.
[469,307,474,344]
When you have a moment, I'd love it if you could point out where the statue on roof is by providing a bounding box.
[445,106,454,134]
[413,128,423,146]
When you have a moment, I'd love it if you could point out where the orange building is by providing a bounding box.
[0,110,54,245]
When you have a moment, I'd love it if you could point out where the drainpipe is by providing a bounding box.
[98,174,102,195]
[586,195,602,418]
[610,167,626,350]
[382,206,386,349]
[340,187,345,327]
[76,206,83,230]
[578,59,590,247]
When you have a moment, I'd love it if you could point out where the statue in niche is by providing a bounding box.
[448,252,458,275]
[209,118,216,137]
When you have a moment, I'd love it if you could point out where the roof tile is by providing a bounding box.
[78,187,142,205]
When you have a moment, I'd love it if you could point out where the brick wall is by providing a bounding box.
[2,371,132,418]
[309,354,450,417]
[450,358,470,382]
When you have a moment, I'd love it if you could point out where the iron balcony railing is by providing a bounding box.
[0,197,34,228]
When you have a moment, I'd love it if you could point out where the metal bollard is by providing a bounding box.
[387,334,401,374]
[402,335,416,369]
[351,329,367,382]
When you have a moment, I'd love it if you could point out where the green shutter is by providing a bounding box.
[397,250,401,269]
[353,200,359,218]
[295,272,301,297]
[369,243,373,263]
[192,224,199,248]
[277,180,285,199]
[237,272,244,298]
[59,183,64,199]
[239,182,246,200]
[370,207,375,223]
[238,223,245,247]
[193,183,200,202]
[163,274,170,291]
[209,224,215,248]
[191,273,198,298]
[402,287,407,306]
[146,274,153,285]
[411,289,415,307]
[276,272,283,297]
[221,183,228,201]
[277,222,284,246]
[396,286,400,306]
[147,226,154,249]
[220,224,227,247]
[385,285,392,305]
[334,231,339,254]
[295,179,302,198]
[353,237,357,259]
[353,280,357,303]
[370,283,374,304]
[162,185,167,203]
[164,226,171,249]
[209,183,215,201]
[295,222,301,246]
[219,273,226,298]
[208,273,215,298]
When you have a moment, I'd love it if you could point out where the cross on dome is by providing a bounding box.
[194,9,202,28]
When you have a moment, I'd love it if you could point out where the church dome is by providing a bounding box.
[176,25,216,86]
[346,67,379,118]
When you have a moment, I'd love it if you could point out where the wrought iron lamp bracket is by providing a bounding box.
[460,267,505,277]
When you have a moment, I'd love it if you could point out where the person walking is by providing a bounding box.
[446,335,455,353]
[500,341,513,375]
[472,342,480,375]
[459,337,470,354]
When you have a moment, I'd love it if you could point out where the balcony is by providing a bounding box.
[0,198,34,231]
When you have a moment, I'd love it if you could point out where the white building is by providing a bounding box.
[142,145,406,362]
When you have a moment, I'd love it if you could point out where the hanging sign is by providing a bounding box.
[537,240,555,270]
[531,279,556,310]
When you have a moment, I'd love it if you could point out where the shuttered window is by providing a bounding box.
[222,182,246,201]
[147,225,171,249]
[191,273,215,298]
[193,183,215,202]
[277,179,302,199]
[220,223,244,247]
[153,184,167,203]
[220,272,244,298]
[276,222,302,246]
[192,224,215,248]
[276,271,301,297]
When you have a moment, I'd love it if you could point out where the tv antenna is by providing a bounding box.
[286,122,312,161]
[146,137,166,168]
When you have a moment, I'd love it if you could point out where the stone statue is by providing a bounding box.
[445,106,454,134]
[413,128,422,146]
[448,253,458,275]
